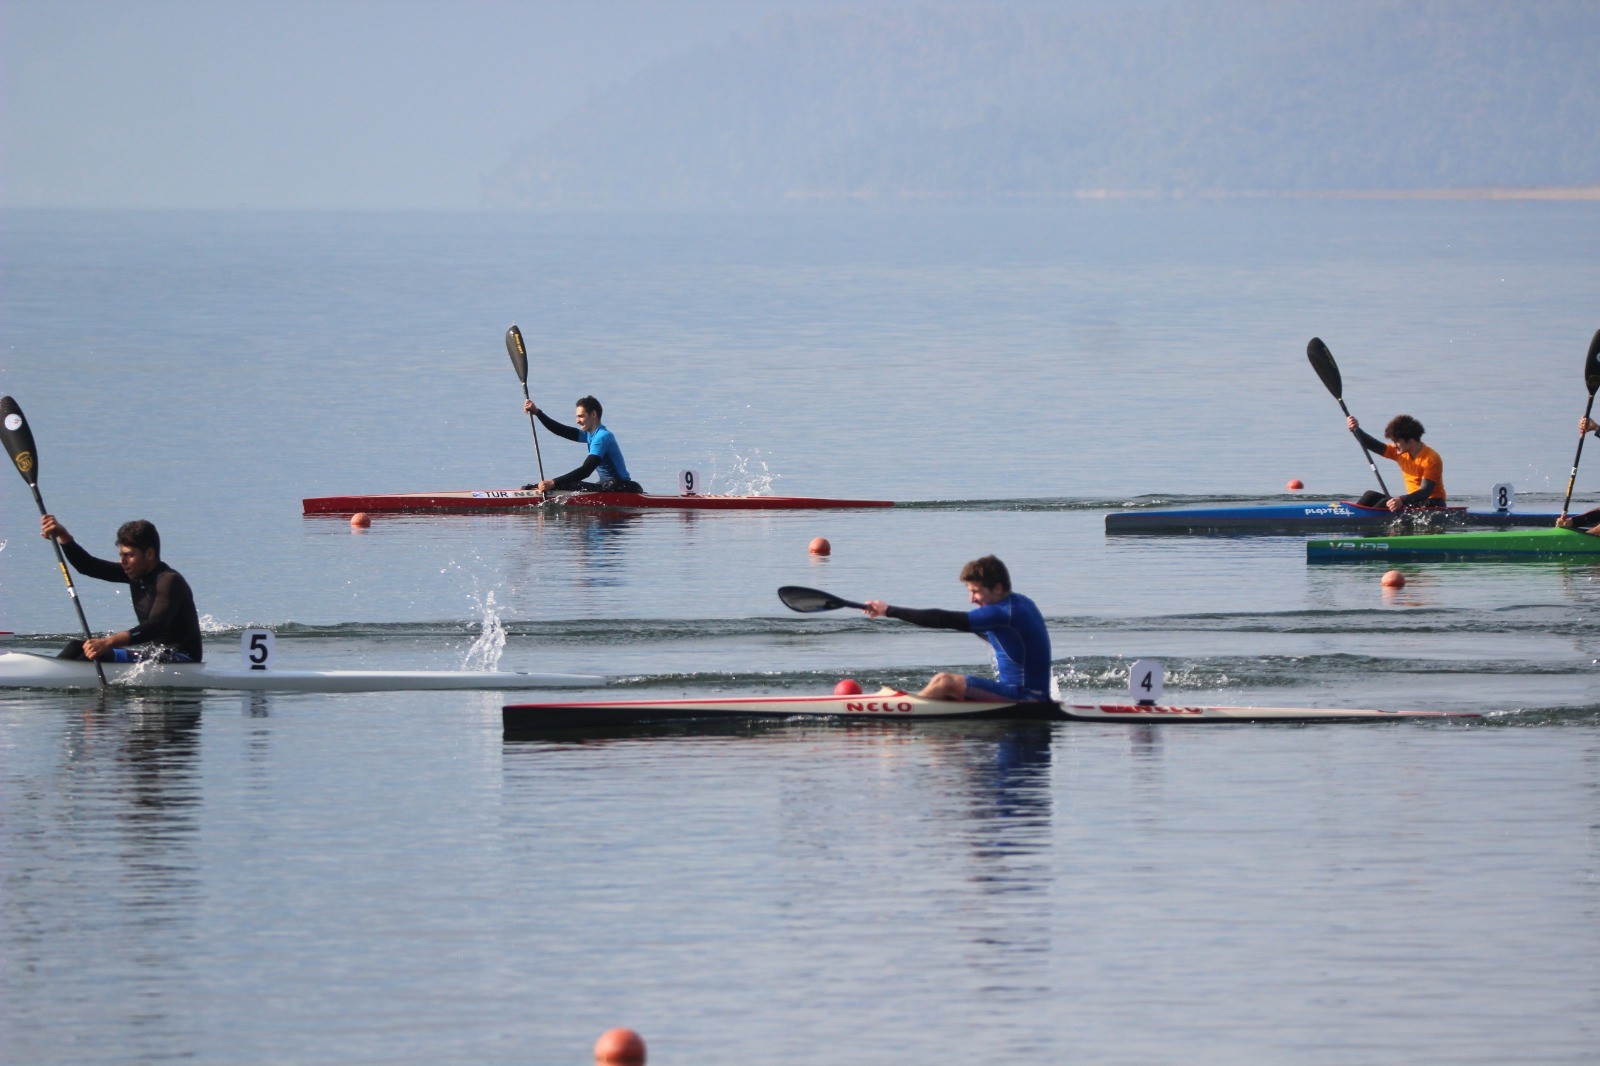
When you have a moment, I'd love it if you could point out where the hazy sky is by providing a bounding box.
[2,0,799,210]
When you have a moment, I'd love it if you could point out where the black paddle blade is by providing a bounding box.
[1306,337,1342,398]
[1585,328,1600,396]
[0,395,41,486]
[778,585,866,613]
[505,325,529,384]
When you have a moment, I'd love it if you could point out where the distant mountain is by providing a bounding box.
[486,0,1600,208]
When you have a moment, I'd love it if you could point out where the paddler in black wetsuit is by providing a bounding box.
[1557,415,1600,535]
[520,395,642,494]
[40,515,203,662]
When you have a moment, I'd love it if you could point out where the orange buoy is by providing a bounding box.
[808,537,831,556]
[594,1027,647,1064]
[834,678,863,695]
[1382,569,1406,588]
[1286,479,1304,491]
[350,512,371,528]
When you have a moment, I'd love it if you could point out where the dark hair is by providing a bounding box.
[959,554,1011,591]
[116,519,160,555]
[576,395,602,419]
[1385,414,1425,441]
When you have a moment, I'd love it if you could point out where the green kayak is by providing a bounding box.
[1307,525,1600,561]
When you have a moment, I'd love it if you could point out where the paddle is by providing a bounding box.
[1558,327,1600,520]
[778,586,869,613]
[1307,337,1391,498]
[0,396,107,687]
[505,324,546,486]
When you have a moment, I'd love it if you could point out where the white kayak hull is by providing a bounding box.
[503,687,1472,731]
[0,651,602,692]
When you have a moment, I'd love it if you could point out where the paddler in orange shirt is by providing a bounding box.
[1346,414,1446,512]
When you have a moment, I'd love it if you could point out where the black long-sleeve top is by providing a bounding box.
[61,540,204,661]
[533,409,603,488]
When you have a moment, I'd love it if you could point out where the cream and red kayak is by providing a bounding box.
[503,686,1472,731]
[302,488,893,515]
[0,650,602,692]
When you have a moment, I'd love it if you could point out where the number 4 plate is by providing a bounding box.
[1130,659,1164,704]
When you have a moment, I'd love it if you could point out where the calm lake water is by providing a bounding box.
[2,203,1598,1063]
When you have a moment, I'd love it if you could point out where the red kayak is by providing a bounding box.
[302,488,894,515]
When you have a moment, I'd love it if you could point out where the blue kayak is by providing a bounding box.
[1105,500,1561,536]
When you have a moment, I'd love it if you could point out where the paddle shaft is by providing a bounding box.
[518,381,547,484]
[26,486,107,687]
[1559,392,1597,519]
[1336,396,1392,498]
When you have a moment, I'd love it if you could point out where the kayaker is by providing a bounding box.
[862,555,1053,702]
[1346,414,1446,512]
[39,515,203,663]
[521,395,642,494]
[1555,416,1600,534]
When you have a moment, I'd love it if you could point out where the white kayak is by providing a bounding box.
[503,686,1473,731]
[0,650,603,692]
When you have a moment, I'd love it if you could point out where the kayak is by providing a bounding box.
[0,650,603,692]
[1307,525,1600,561]
[502,686,1471,732]
[302,488,894,514]
[1105,500,1558,535]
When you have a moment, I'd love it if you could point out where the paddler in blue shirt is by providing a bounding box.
[862,555,1053,703]
[521,395,642,494]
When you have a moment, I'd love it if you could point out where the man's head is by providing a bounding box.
[959,554,1011,605]
[575,396,603,433]
[1384,414,1426,456]
[115,520,161,579]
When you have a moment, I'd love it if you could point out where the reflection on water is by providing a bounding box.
[3,695,206,1060]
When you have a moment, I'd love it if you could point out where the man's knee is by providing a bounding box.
[922,672,967,699]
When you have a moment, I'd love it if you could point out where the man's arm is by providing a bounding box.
[125,570,186,647]
[548,454,603,489]
[58,536,128,584]
[1351,425,1387,455]
[880,605,972,632]
[1391,479,1438,508]
[533,408,583,443]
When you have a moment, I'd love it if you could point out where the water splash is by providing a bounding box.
[710,446,779,496]
[462,588,506,671]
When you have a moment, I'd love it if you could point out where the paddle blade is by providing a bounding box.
[0,396,41,486]
[505,325,529,384]
[1306,337,1342,398]
[1586,328,1600,396]
[778,585,865,613]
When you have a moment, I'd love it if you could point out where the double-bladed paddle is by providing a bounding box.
[1307,337,1391,498]
[0,396,106,687]
[778,586,869,613]
[505,324,547,486]
[1558,327,1600,520]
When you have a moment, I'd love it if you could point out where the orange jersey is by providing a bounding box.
[1384,442,1446,501]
